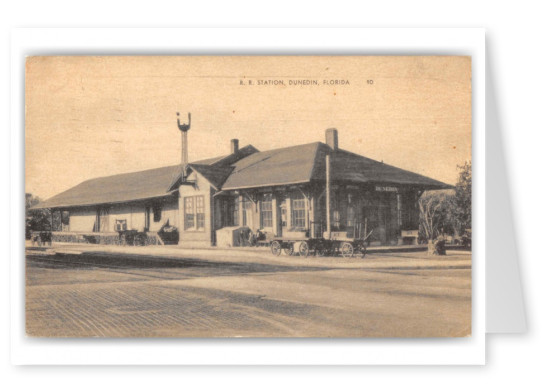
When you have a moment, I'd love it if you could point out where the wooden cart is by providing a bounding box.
[270,221,373,258]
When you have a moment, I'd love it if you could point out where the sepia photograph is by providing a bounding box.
[25,55,472,338]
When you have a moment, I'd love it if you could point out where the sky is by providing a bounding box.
[25,56,471,200]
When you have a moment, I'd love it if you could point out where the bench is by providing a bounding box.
[400,230,419,245]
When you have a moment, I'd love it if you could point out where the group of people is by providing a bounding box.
[238,228,267,247]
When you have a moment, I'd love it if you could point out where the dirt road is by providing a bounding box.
[25,249,471,337]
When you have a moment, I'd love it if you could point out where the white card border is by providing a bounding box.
[10,27,485,365]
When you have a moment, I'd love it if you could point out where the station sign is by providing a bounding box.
[375,186,398,192]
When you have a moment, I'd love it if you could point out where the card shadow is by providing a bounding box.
[486,39,527,333]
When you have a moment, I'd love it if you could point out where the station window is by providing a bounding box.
[184,197,195,230]
[184,195,205,231]
[291,194,306,229]
[196,196,205,229]
[260,194,272,229]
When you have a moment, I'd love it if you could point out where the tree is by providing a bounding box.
[419,161,472,240]
[25,193,51,239]
[418,160,472,249]
[418,190,455,241]
[454,161,472,235]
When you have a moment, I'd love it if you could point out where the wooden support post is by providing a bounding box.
[326,153,331,238]
[310,191,316,237]
[272,194,279,236]
[285,195,291,234]
[177,187,184,245]
[237,194,242,226]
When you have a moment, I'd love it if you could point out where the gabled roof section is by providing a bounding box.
[191,155,226,165]
[187,164,234,190]
[210,144,259,167]
[32,164,182,209]
[221,142,322,190]
[167,144,259,191]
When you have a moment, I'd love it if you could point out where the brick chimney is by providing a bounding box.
[325,128,338,150]
[231,138,239,154]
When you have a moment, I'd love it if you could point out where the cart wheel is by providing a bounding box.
[283,245,294,256]
[271,241,282,256]
[298,241,309,257]
[341,242,354,258]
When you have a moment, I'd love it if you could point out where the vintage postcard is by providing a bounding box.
[25,55,472,338]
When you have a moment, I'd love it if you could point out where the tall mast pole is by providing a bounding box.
[177,112,191,180]
[181,130,188,168]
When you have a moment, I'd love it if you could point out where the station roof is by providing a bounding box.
[32,140,450,210]
[31,164,182,210]
[220,142,451,190]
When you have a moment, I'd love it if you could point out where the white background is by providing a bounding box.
[1,0,549,390]
[9,27,486,366]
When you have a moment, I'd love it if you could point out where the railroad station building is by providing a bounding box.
[33,124,451,248]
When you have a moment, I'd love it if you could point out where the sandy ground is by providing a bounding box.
[25,246,471,338]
